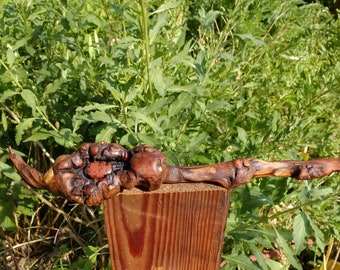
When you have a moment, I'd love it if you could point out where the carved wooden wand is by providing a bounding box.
[8,142,340,206]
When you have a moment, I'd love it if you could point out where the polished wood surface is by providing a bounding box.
[104,183,230,270]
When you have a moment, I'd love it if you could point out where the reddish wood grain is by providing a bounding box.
[103,183,230,270]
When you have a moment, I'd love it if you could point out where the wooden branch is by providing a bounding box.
[251,158,340,179]
[8,143,340,205]
[166,158,340,188]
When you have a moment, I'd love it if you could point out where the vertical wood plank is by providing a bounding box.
[103,183,230,270]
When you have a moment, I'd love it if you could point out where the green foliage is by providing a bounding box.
[1,0,339,268]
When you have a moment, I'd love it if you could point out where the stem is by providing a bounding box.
[0,59,24,91]
[35,106,59,133]
[139,0,152,100]
[1,103,21,124]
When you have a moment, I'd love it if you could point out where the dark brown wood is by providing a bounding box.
[103,183,230,270]
[8,143,340,206]
[169,158,340,188]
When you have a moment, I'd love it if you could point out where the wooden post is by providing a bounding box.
[103,183,230,270]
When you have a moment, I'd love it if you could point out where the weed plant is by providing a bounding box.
[0,0,339,269]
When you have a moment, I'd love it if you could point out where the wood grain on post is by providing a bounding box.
[103,183,230,270]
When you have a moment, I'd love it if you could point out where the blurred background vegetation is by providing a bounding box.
[0,0,339,269]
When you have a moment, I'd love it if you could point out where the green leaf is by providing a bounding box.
[235,33,265,46]
[85,245,100,263]
[298,186,310,203]
[95,125,116,143]
[206,100,231,111]
[15,118,35,145]
[76,104,117,112]
[249,243,269,270]
[149,12,169,44]
[265,259,284,270]
[244,111,259,120]
[188,132,206,150]
[16,201,35,216]
[98,56,117,66]
[292,212,309,253]
[222,254,260,270]
[6,48,15,67]
[168,92,191,117]
[24,129,52,142]
[146,97,172,114]
[0,90,18,102]
[272,111,280,132]
[44,78,67,96]
[167,84,196,93]
[200,10,222,30]
[84,14,103,27]
[307,215,326,251]
[21,89,36,114]
[274,226,302,270]
[151,1,182,15]
[133,111,163,133]
[1,111,8,131]
[136,133,161,146]
[237,126,247,145]
[89,111,113,123]
[49,128,81,148]
[151,69,166,96]
[310,187,334,199]
[124,87,138,102]
[13,37,28,50]
[112,5,138,26]
[0,162,21,182]
[0,200,16,231]
[119,133,138,147]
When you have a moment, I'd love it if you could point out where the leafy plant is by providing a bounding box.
[0,0,339,268]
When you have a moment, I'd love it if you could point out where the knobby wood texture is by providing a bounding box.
[103,183,230,270]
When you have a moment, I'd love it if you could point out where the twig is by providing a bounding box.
[330,241,340,270]
[21,181,87,226]
[1,103,55,163]
[1,103,21,123]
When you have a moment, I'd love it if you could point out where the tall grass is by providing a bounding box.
[0,0,339,268]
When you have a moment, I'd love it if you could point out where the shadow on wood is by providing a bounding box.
[103,183,230,270]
